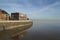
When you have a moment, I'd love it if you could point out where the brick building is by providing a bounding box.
[0,9,10,20]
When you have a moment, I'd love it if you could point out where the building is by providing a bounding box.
[11,12,27,20]
[19,13,27,20]
[11,12,19,20]
[0,9,10,20]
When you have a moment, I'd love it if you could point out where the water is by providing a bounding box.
[1,20,60,40]
[22,20,60,40]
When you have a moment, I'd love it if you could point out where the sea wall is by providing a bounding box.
[0,20,32,30]
[0,20,32,40]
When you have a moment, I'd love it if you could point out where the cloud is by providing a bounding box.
[30,1,60,17]
[0,0,60,19]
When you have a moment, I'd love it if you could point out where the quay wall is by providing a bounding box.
[0,20,32,30]
[0,20,32,40]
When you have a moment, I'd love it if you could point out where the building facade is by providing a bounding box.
[0,9,10,20]
[19,13,27,20]
[11,12,19,20]
[0,9,29,20]
[11,12,27,20]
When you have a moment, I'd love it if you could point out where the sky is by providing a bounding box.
[0,0,60,20]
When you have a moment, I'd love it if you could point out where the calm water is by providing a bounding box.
[22,20,60,40]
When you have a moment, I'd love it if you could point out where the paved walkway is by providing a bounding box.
[0,20,32,22]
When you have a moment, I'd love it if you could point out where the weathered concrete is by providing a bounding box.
[0,20,32,30]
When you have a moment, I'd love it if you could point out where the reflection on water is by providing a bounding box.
[23,20,60,40]
[1,20,60,40]
[11,31,27,40]
[3,31,28,40]
[0,21,32,40]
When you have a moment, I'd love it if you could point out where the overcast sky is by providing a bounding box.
[0,0,60,20]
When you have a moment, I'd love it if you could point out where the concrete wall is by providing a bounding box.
[0,20,32,30]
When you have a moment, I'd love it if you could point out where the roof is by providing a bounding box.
[0,9,8,14]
